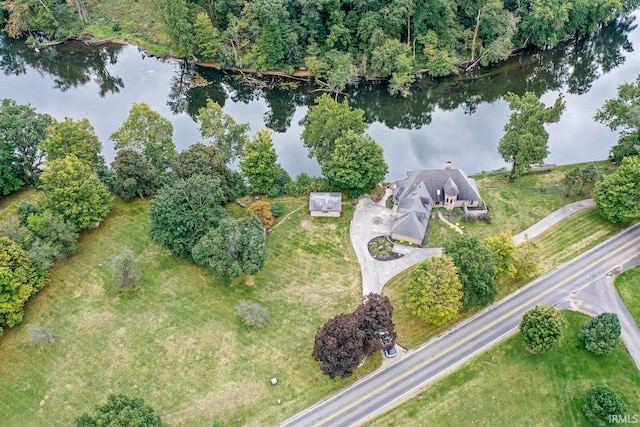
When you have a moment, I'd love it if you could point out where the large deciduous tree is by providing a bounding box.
[192,215,267,278]
[112,149,159,201]
[593,155,640,223]
[322,131,388,197]
[197,99,250,162]
[578,312,621,356]
[355,293,397,354]
[406,256,463,326]
[109,102,176,173]
[312,312,365,379]
[301,94,367,166]
[0,236,49,336]
[40,117,103,169]
[595,74,640,165]
[149,174,227,259]
[171,143,243,202]
[443,234,497,310]
[74,393,167,427]
[519,305,566,354]
[0,98,53,190]
[240,129,291,197]
[39,155,113,230]
[498,92,565,181]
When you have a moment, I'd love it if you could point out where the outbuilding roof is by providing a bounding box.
[309,192,342,212]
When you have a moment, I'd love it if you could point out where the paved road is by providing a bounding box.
[281,223,640,427]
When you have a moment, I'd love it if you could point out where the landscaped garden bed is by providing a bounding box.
[368,236,403,261]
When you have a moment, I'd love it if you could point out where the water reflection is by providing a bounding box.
[0,35,125,96]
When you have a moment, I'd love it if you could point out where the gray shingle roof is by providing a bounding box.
[391,210,428,241]
[309,192,342,212]
[443,177,459,196]
[394,169,481,203]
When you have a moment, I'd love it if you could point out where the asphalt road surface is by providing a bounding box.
[281,223,640,427]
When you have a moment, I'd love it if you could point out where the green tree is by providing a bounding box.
[583,386,627,427]
[578,312,621,356]
[40,155,113,230]
[194,12,221,62]
[483,231,517,279]
[322,131,388,197]
[564,167,582,196]
[240,129,290,196]
[443,234,497,310]
[579,162,599,194]
[192,215,267,278]
[519,305,566,354]
[75,393,167,427]
[156,0,194,56]
[149,174,227,259]
[40,117,103,169]
[112,149,159,201]
[406,256,463,326]
[0,236,49,336]
[595,74,640,165]
[0,98,53,188]
[171,143,242,202]
[312,312,365,379]
[593,155,640,223]
[111,247,140,291]
[109,102,176,173]
[301,94,367,166]
[519,0,570,48]
[498,91,565,181]
[197,99,250,162]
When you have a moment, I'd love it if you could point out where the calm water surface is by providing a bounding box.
[1,12,639,180]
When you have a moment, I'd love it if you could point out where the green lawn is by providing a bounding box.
[386,208,625,349]
[0,196,379,426]
[366,311,640,427]
[616,265,640,327]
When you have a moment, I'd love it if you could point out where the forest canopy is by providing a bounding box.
[2,0,639,95]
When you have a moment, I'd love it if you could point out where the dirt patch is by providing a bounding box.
[372,217,384,225]
[245,275,255,286]
[300,219,312,230]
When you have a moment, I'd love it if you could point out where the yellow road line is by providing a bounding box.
[312,235,640,427]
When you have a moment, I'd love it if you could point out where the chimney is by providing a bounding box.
[444,160,452,169]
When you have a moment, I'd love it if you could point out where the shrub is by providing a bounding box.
[75,393,167,427]
[111,247,140,291]
[271,202,285,218]
[27,324,56,347]
[583,385,626,427]
[578,312,621,356]
[247,201,274,228]
[235,300,271,327]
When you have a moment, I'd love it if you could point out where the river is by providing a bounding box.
[1,12,639,180]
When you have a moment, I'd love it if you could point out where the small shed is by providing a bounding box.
[309,192,342,217]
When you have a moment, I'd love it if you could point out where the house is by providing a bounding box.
[389,162,486,244]
[309,192,342,217]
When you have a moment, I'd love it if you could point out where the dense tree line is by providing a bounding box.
[2,0,639,95]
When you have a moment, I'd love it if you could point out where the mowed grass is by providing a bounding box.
[0,196,377,426]
[366,311,640,427]
[426,160,614,247]
[386,208,625,349]
[616,265,640,327]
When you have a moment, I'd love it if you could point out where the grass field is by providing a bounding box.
[0,196,378,426]
[386,208,625,349]
[366,311,640,427]
[616,265,640,327]
[426,161,614,247]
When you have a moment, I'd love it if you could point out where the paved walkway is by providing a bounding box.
[556,257,640,370]
[436,210,464,234]
[512,199,595,245]
[350,198,441,295]
[350,198,597,296]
